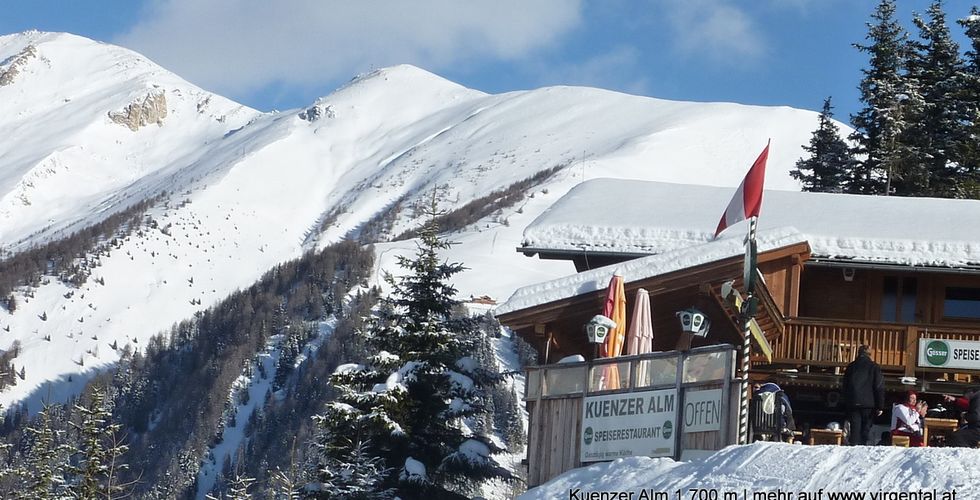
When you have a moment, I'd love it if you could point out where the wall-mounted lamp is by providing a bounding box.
[586,314,615,344]
[676,307,710,338]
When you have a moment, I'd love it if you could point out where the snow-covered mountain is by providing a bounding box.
[0,30,827,411]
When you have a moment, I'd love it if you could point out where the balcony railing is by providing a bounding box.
[768,318,980,376]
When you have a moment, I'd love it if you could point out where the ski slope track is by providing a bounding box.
[0,30,825,412]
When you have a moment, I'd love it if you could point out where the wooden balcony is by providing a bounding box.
[767,318,980,377]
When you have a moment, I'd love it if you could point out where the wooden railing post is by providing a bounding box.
[905,325,918,377]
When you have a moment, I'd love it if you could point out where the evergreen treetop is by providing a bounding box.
[850,0,908,195]
[901,0,970,197]
[310,197,512,499]
[790,97,855,192]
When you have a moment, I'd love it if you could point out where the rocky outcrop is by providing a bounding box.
[298,102,335,122]
[108,91,168,131]
[0,45,38,86]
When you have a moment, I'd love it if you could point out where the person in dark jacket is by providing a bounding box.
[754,381,796,435]
[841,345,884,445]
[945,387,980,447]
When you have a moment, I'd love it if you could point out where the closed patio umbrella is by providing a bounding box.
[600,272,626,389]
[626,288,653,355]
[602,272,626,358]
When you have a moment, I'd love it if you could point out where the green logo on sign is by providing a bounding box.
[584,427,593,445]
[925,340,950,366]
[662,420,673,439]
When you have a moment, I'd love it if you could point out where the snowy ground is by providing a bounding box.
[520,442,980,500]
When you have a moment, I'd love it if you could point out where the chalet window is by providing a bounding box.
[881,277,917,323]
[943,287,980,320]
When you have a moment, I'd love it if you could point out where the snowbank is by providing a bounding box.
[520,443,980,500]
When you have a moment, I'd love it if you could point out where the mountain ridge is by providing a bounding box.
[0,30,824,412]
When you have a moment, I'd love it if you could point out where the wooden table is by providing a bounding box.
[809,429,844,445]
[923,417,959,446]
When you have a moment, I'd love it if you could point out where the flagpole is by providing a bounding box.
[738,216,759,445]
[714,140,768,445]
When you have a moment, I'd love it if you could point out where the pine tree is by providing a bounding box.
[225,473,256,499]
[790,97,856,192]
[310,197,512,498]
[305,437,393,499]
[274,325,303,389]
[269,466,303,500]
[850,0,908,195]
[14,406,70,499]
[504,387,526,448]
[958,7,980,198]
[901,0,971,197]
[69,387,132,499]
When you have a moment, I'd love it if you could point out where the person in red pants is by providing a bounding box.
[891,390,924,446]
[944,388,980,448]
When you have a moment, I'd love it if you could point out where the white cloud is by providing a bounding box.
[115,0,583,99]
[658,0,766,63]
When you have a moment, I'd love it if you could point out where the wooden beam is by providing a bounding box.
[905,325,918,377]
[788,260,801,317]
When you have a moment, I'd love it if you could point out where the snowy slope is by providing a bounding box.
[0,31,830,411]
[0,31,258,249]
[520,442,980,499]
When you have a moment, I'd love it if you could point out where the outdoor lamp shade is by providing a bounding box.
[587,314,616,344]
[676,308,710,337]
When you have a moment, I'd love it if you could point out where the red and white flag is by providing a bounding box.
[714,142,769,238]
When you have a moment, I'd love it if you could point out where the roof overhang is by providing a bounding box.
[497,241,810,328]
[517,246,650,260]
[805,257,980,275]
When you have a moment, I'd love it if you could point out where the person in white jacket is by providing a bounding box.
[891,390,924,446]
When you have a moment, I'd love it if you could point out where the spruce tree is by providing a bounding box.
[504,387,526,448]
[310,198,511,498]
[306,436,393,499]
[69,387,132,499]
[790,97,855,192]
[269,466,303,500]
[958,7,980,198]
[850,0,908,195]
[226,474,256,500]
[902,0,970,197]
[14,406,70,499]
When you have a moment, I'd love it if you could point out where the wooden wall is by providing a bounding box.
[526,397,583,487]
[797,266,980,325]
[798,266,869,320]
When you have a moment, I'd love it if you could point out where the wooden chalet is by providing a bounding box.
[497,179,980,434]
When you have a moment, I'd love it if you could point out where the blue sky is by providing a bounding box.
[2,1,976,119]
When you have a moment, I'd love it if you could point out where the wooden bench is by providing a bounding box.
[808,429,843,445]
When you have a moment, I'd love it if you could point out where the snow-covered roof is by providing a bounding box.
[521,179,980,269]
[497,227,807,316]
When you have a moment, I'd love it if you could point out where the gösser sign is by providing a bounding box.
[918,338,980,370]
[581,389,677,462]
